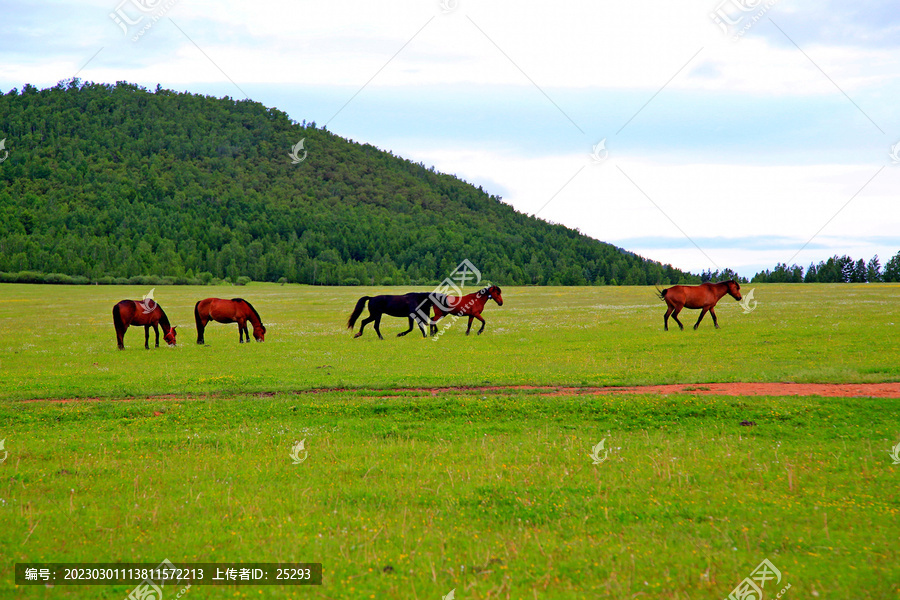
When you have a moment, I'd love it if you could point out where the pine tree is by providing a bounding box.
[883,251,900,282]
[804,262,818,283]
[866,255,882,282]
[851,258,867,283]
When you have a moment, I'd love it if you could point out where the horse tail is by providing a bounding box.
[655,285,668,301]
[113,302,125,332]
[347,296,370,329]
[194,300,203,330]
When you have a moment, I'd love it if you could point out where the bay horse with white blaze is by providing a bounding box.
[195,298,266,344]
[347,292,449,339]
[657,280,742,331]
[112,299,177,350]
[430,285,503,336]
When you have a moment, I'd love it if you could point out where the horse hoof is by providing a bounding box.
[354,333,362,338]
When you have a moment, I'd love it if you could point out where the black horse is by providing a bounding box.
[347,292,446,339]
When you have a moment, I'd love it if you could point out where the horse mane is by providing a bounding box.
[157,306,171,331]
[233,298,263,325]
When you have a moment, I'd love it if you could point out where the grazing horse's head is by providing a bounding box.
[253,324,266,342]
[484,285,503,306]
[726,280,742,301]
[165,326,177,346]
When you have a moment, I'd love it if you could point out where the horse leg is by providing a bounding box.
[664,306,673,331]
[672,307,684,331]
[475,314,487,335]
[397,316,414,337]
[429,316,442,337]
[710,306,720,329]
[144,325,151,350]
[416,317,428,338]
[693,308,708,330]
[117,325,127,350]
[374,314,384,340]
[197,318,205,345]
[465,315,475,335]
[238,319,247,343]
[355,314,375,338]
[153,323,160,347]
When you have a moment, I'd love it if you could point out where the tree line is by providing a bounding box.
[1,81,895,287]
[751,253,900,283]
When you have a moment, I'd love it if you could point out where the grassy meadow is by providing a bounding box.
[0,282,899,400]
[1,283,899,599]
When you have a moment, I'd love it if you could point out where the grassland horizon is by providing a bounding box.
[0,283,898,402]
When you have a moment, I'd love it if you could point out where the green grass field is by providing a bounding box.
[1,283,899,599]
[0,283,899,400]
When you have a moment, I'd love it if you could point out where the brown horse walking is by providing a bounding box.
[195,298,266,344]
[657,280,742,331]
[112,299,177,350]
[430,285,504,336]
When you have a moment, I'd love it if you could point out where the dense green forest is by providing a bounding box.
[0,80,701,286]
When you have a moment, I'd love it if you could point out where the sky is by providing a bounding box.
[2,0,899,278]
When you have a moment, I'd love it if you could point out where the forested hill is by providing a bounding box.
[0,80,698,286]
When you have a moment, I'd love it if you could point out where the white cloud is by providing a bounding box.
[398,144,900,274]
[2,0,899,275]
[6,0,898,94]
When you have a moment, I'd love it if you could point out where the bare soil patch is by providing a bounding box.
[21,382,900,403]
[385,382,900,398]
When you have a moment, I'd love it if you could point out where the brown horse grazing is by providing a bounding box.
[657,280,742,331]
[195,298,266,344]
[430,285,504,336]
[112,299,177,350]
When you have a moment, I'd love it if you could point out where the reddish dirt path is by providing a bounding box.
[21,382,900,403]
[392,382,900,398]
